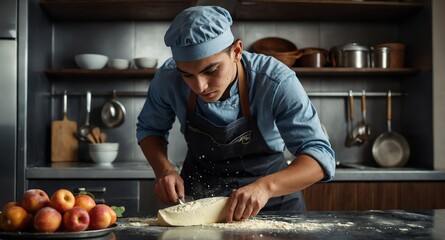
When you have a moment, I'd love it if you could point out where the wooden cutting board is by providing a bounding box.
[51,92,79,162]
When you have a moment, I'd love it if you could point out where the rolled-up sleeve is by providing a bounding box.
[136,71,177,144]
[273,73,336,181]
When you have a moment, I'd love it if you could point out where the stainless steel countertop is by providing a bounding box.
[111,210,445,240]
[26,162,445,181]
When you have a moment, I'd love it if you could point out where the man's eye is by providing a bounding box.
[205,67,217,75]
[182,73,192,78]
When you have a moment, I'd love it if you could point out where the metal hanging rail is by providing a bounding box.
[51,91,148,97]
[307,91,403,97]
[51,90,403,98]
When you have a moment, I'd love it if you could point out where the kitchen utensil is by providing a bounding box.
[252,37,302,67]
[86,133,97,144]
[329,45,343,67]
[178,195,194,204]
[75,53,108,70]
[342,43,370,68]
[99,132,107,143]
[346,90,361,147]
[134,57,158,69]
[92,127,101,143]
[51,91,78,162]
[296,48,329,67]
[353,90,371,144]
[372,91,410,167]
[79,91,92,141]
[108,58,129,70]
[0,224,117,239]
[89,143,119,165]
[101,90,126,128]
[372,46,391,68]
[330,43,370,68]
[375,42,405,68]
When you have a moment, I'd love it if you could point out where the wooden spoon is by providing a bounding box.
[92,127,101,143]
[86,133,97,144]
[99,132,107,143]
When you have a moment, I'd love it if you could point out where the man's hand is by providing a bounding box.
[226,182,270,223]
[155,171,185,204]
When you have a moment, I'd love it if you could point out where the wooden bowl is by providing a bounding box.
[252,37,302,67]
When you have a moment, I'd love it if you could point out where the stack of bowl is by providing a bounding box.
[89,143,119,165]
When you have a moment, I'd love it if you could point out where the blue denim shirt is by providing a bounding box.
[137,51,335,181]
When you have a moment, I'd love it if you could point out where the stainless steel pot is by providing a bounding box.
[342,43,370,68]
[330,43,370,68]
[372,46,391,68]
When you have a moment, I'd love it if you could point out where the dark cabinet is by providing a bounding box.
[303,182,445,211]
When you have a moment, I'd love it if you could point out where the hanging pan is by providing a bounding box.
[372,91,410,168]
[101,90,126,128]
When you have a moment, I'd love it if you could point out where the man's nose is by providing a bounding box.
[195,75,208,93]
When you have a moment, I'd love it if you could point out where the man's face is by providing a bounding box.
[175,42,241,103]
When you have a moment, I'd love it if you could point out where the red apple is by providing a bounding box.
[33,207,62,232]
[50,189,75,213]
[74,194,96,212]
[63,206,90,232]
[21,189,50,214]
[88,204,111,230]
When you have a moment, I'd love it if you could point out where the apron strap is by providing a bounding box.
[188,61,250,117]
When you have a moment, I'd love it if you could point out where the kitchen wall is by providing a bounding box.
[27,0,433,169]
[433,0,445,170]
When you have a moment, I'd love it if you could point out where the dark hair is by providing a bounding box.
[223,40,238,55]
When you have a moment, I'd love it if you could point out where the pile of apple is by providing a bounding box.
[0,188,116,233]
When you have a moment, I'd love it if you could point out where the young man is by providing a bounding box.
[136,6,335,222]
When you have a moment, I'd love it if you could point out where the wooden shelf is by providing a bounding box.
[44,67,418,80]
[293,67,419,76]
[44,68,157,79]
[235,0,424,22]
[39,0,424,22]
[39,0,197,21]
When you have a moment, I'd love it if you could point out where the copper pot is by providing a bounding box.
[296,48,329,67]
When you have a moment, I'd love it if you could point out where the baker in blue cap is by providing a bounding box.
[137,6,335,222]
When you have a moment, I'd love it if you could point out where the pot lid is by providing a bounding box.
[342,43,369,52]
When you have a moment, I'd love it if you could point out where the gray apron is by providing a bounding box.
[181,63,305,212]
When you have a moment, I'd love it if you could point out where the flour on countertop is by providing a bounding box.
[207,219,334,231]
[119,217,352,231]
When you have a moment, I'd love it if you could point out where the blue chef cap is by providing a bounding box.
[164,6,234,62]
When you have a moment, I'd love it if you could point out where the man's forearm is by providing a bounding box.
[139,136,176,178]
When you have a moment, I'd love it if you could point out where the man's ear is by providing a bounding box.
[232,39,243,61]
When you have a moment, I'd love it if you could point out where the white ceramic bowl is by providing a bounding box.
[134,57,158,69]
[89,143,119,150]
[108,58,129,70]
[75,54,109,70]
[89,143,119,165]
